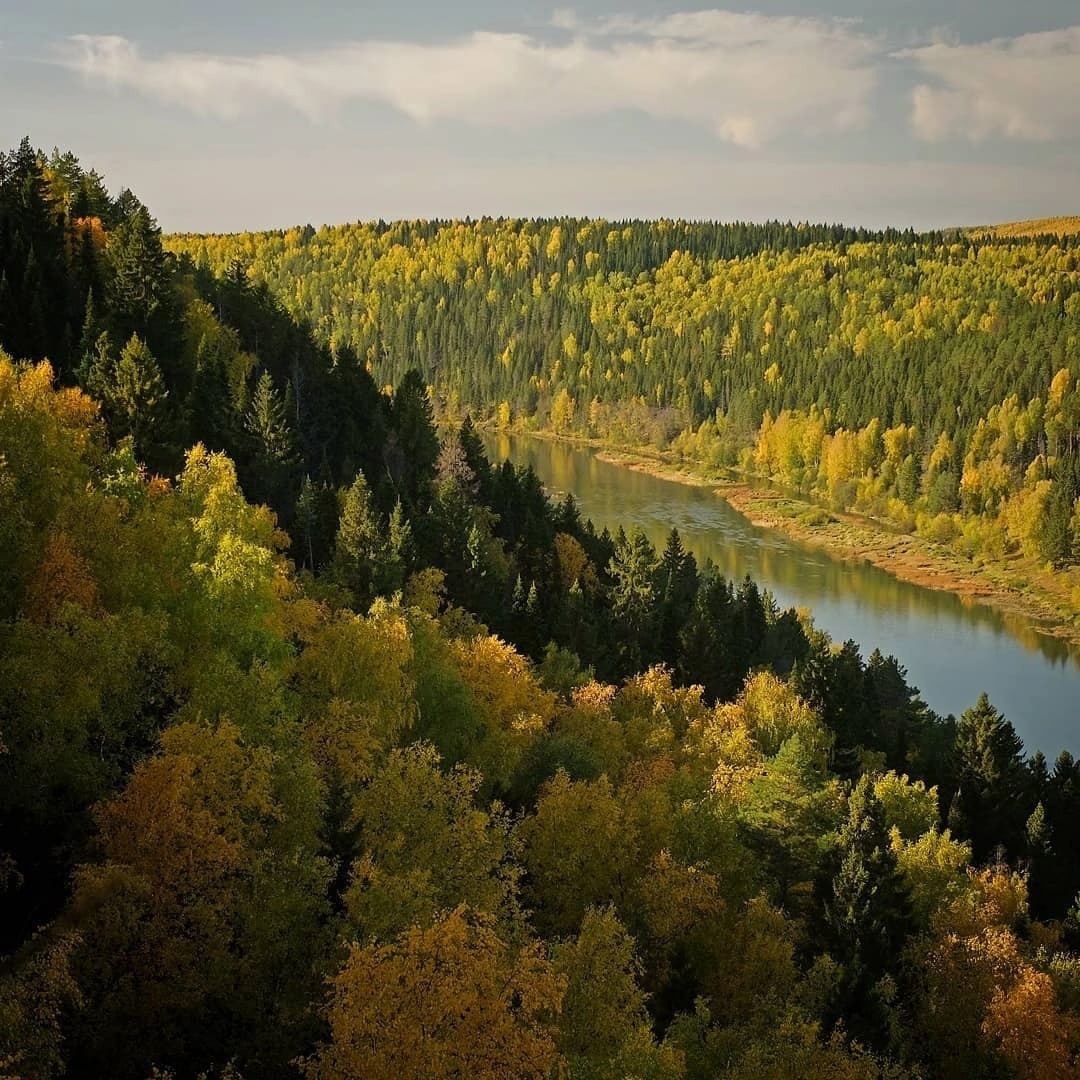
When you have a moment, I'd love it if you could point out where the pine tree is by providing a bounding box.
[608,528,659,674]
[391,369,439,509]
[108,333,169,468]
[332,471,387,611]
[657,527,698,660]
[76,289,105,381]
[383,498,414,595]
[188,344,236,453]
[947,693,1031,862]
[244,369,296,507]
[1039,453,1080,566]
[294,475,340,574]
[818,774,913,1053]
[106,202,179,379]
[458,415,493,499]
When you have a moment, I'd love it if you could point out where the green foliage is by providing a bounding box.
[816,775,914,1053]
[344,743,519,941]
[107,333,170,467]
[948,692,1032,862]
[3,145,1080,1080]
[553,906,682,1079]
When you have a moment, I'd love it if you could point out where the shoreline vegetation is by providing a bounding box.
[164,216,1080,661]
[490,425,1080,652]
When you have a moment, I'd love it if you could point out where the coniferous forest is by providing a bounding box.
[5,139,1080,1078]
[169,210,1080,586]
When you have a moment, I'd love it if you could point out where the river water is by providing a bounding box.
[484,433,1080,759]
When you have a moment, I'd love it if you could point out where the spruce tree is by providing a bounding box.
[332,470,386,611]
[109,333,170,470]
[818,774,913,1054]
[390,369,439,509]
[947,693,1030,863]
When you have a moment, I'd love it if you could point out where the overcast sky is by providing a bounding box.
[2,1,1078,231]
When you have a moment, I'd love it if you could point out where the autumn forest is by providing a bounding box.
[4,139,1080,1078]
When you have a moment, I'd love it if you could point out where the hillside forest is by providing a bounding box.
[168,212,1080,600]
[3,139,1080,1078]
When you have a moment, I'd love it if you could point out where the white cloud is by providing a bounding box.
[59,10,881,148]
[903,27,1080,142]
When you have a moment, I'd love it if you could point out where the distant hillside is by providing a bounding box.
[971,216,1080,239]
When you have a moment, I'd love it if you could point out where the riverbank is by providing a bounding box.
[585,445,1080,649]
[481,425,1080,646]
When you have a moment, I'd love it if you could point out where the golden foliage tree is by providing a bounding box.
[304,906,565,1080]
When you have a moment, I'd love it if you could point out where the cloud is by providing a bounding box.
[59,10,881,147]
[903,27,1080,142]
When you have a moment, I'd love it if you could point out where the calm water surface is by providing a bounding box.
[485,433,1080,758]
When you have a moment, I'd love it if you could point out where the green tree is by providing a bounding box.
[343,742,518,941]
[948,693,1031,863]
[244,369,296,506]
[657,528,698,661]
[108,333,170,469]
[331,470,387,611]
[608,528,660,673]
[105,201,178,380]
[552,906,682,1080]
[817,774,913,1054]
[389,369,439,509]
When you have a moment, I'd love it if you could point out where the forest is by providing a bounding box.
[167,211,1080,601]
[4,138,1080,1077]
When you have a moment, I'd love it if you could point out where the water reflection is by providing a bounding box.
[485,433,1080,757]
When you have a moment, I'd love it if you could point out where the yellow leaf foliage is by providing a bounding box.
[304,906,565,1080]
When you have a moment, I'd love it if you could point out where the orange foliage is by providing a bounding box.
[983,968,1079,1080]
[69,215,108,256]
[25,532,102,623]
[553,532,597,591]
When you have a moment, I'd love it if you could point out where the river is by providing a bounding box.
[484,433,1080,759]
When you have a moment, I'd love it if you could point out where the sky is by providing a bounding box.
[1,1,1079,231]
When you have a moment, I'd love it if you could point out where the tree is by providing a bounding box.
[447,633,555,795]
[243,369,296,506]
[608,528,660,673]
[458,414,493,499]
[550,386,576,433]
[0,932,82,1080]
[66,720,332,1078]
[816,775,913,1053]
[389,369,439,509]
[331,470,386,611]
[948,693,1031,863]
[343,743,518,941]
[293,474,337,573]
[552,906,682,1080]
[105,201,180,384]
[677,572,747,704]
[303,906,565,1080]
[657,528,698,661]
[518,771,638,937]
[982,967,1079,1080]
[107,334,170,469]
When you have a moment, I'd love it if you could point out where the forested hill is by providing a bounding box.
[166,217,1078,441]
[168,216,1080,584]
[8,138,1080,1078]
[973,217,1080,240]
